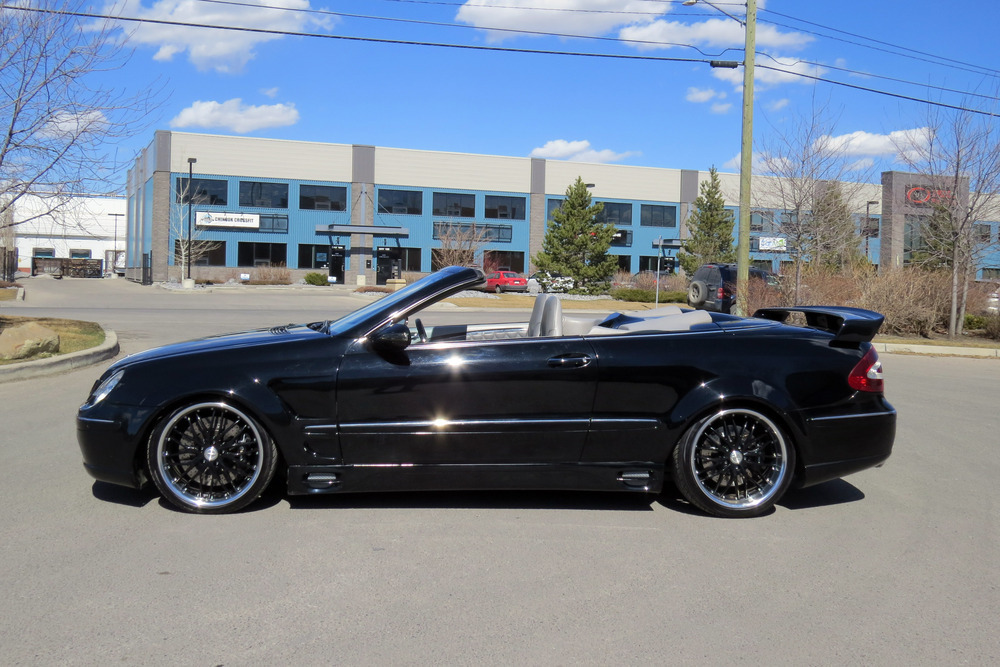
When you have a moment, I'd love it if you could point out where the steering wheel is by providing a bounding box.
[414,318,427,343]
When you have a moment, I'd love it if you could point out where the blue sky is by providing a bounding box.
[96,0,1000,180]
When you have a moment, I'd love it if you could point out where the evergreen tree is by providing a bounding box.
[533,177,618,293]
[678,167,736,275]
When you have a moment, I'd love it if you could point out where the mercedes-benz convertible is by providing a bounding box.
[77,266,895,518]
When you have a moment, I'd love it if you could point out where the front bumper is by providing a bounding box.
[77,407,148,489]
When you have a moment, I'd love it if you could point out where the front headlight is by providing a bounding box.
[89,369,124,405]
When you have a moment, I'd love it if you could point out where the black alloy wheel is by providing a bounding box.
[147,402,277,514]
[672,408,794,518]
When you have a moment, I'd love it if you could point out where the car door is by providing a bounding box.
[336,334,598,465]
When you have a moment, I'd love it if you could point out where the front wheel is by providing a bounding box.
[671,408,794,518]
[147,401,278,514]
[495,284,503,294]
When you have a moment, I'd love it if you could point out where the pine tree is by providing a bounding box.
[533,177,618,293]
[678,167,736,276]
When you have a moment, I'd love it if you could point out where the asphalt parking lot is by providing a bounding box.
[1,277,998,664]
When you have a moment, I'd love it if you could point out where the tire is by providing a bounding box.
[495,284,503,294]
[147,401,278,514]
[671,408,795,518]
[688,280,708,307]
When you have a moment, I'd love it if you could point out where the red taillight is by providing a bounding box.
[717,287,725,299]
[848,347,884,393]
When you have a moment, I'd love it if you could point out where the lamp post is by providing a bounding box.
[186,157,197,281]
[684,0,756,315]
[108,212,123,276]
[865,200,878,261]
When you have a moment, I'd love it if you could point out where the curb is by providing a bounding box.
[873,341,1000,358]
[0,330,119,382]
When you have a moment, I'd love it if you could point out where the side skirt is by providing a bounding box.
[286,462,666,496]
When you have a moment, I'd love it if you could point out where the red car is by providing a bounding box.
[483,271,528,294]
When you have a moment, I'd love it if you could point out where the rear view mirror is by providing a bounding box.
[371,322,411,352]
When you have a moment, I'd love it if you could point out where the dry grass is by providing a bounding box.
[0,315,105,365]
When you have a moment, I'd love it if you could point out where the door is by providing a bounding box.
[336,335,598,465]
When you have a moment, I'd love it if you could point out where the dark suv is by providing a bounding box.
[687,263,778,313]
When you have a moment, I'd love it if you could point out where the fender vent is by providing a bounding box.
[618,470,654,490]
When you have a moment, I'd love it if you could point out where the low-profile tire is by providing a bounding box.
[688,280,708,307]
[147,401,278,514]
[671,408,795,518]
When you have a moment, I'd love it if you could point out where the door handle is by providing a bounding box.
[547,354,592,368]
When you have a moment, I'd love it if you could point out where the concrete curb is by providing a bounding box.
[873,341,1000,358]
[0,330,119,382]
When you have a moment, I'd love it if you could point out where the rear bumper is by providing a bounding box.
[797,404,896,488]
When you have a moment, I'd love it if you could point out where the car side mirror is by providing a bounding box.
[371,322,411,352]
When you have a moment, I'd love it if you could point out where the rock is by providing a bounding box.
[0,322,60,360]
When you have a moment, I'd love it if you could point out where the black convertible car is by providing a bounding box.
[77,266,895,518]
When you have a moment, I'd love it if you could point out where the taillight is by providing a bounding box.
[848,347,884,393]
[717,287,725,299]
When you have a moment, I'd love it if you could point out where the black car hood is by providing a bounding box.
[110,325,326,369]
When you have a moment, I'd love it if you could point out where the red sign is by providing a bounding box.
[906,185,953,206]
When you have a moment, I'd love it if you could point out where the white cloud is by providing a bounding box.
[686,87,724,103]
[529,139,638,163]
[113,0,331,73]
[457,1,671,43]
[620,17,811,52]
[43,110,107,138]
[261,87,280,99]
[723,151,772,173]
[766,98,789,111]
[820,127,932,159]
[712,56,824,88]
[169,98,300,133]
[710,102,732,114]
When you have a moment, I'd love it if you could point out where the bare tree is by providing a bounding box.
[893,109,1000,338]
[0,1,157,233]
[171,180,221,276]
[755,102,876,302]
[431,222,490,270]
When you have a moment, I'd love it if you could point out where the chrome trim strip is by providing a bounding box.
[77,416,118,425]
[340,418,591,430]
[809,410,896,423]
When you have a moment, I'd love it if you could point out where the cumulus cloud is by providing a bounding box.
[710,102,732,114]
[456,0,671,43]
[820,128,932,158]
[712,56,824,88]
[766,98,789,111]
[169,98,300,133]
[112,0,331,73]
[43,110,107,138]
[686,87,724,103]
[260,87,280,99]
[620,17,811,52]
[529,139,638,163]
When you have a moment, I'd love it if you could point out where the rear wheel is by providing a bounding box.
[672,408,794,518]
[495,284,503,294]
[147,401,277,514]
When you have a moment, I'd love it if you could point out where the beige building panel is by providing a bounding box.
[375,148,529,192]
[544,161,682,202]
[167,133,353,182]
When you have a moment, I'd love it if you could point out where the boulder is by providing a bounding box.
[0,322,60,360]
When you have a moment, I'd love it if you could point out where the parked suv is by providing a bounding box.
[687,263,778,313]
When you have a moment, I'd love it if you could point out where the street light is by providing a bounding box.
[684,0,756,315]
[865,200,879,261]
[186,157,197,281]
[108,212,123,276]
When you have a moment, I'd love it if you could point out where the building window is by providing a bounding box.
[259,214,289,232]
[610,229,632,247]
[298,244,330,269]
[597,202,633,226]
[69,249,92,259]
[546,198,564,221]
[640,204,677,227]
[750,211,766,233]
[33,247,55,258]
[176,177,228,206]
[174,240,226,266]
[982,267,1000,279]
[975,223,992,243]
[485,196,525,220]
[638,255,675,272]
[377,189,422,215]
[239,181,288,208]
[433,221,512,243]
[862,215,880,238]
[238,242,287,266]
[300,185,347,211]
[433,192,475,218]
[397,247,422,272]
[483,250,525,273]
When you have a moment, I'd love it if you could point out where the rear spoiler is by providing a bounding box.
[752,306,884,344]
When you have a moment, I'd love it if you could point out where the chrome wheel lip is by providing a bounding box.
[688,408,789,510]
[155,402,265,510]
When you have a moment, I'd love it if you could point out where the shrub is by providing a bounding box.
[610,287,686,304]
[304,272,328,286]
[985,314,1000,340]
[249,263,291,285]
[965,314,988,330]
[857,268,951,337]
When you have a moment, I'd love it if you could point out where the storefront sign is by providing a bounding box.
[905,185,953,207]
[196,211,260,229]
[759,237,787,251]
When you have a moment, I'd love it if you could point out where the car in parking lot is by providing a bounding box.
[483,271,528,293]
[77,265,895,518]
[688,263,779,313]
[988,288,999,314]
